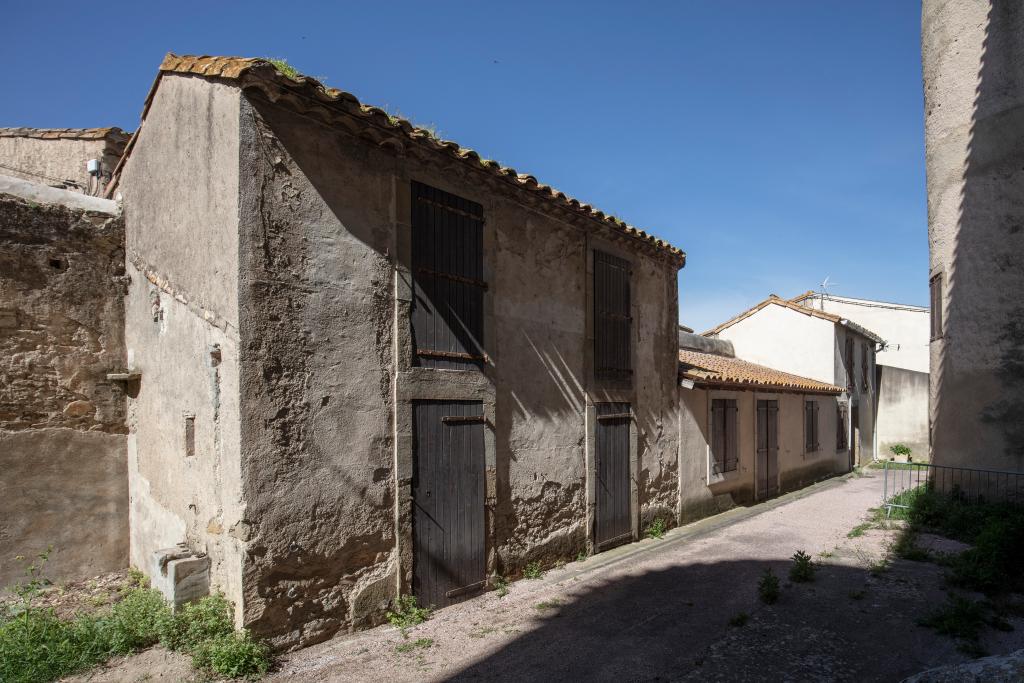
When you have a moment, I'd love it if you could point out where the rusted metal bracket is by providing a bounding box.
[445,580,485,598]
[442,415,486,424]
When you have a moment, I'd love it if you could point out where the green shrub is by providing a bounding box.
[191,630,270,679]
[386,595,431,634]
[918,595,987,641]
[727,612,749,627]
[104,587,170,653]
[645,518,667,539]
[158,593,234,652]
[758,568,780,604]
[523,562,544,580]
[889,444,912,459]
[789,551,816,583]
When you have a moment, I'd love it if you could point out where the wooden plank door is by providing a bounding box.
[851,405,861,467]
[412,401,485,608]
[756,400,779,500]
[595,402,632,549]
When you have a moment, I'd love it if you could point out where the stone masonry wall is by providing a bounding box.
[0,181,128,588]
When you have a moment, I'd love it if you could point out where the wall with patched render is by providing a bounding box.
[0,129,127,194]
[0,179,127,588]
[118,76,246,617]
[232,86,680,649]
[924,0,1024,471]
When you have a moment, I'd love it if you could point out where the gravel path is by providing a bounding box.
[273,469,966,682]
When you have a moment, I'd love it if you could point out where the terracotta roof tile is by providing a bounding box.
[679,349,843,394]
[0,127,129,144]
[112,54,685,265]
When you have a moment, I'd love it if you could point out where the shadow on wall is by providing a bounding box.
[437,557,965,682]
[933,1,1024,470]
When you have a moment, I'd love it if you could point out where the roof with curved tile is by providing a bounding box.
[679,348,843,394]
[111,54,685,265]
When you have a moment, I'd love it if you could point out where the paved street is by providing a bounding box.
[273,469,1003,682]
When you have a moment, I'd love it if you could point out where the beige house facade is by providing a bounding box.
[792,292,929,459]
[677,331,847,521]
[703,295,881,465]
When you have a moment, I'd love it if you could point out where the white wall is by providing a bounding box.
[800,294,928,373]
[712,304,836,384]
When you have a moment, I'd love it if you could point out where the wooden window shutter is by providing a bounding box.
[812,401,820,450]
[411,182,486,368]
[861,345,870,388]
[930,274,943,340]
[711,399,724,474]
[594,250,632,382]
[845,337,855,390]
[725,399,738,472]
[836,404,847,450]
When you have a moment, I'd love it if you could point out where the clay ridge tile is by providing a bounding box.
[0,127,130,143]
[137,54,685,265]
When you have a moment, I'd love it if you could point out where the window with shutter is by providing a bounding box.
[804,400,820,452]
[594,250,632,383]
[845,337,855,390]
[711,398,739,473]
[836,404,848,450]
[410,182,486,369]
[929,273,943,341]
[861,344,870,389]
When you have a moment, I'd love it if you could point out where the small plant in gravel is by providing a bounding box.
[395,637,433,653]
[387,595,431,636]
[645,518,667,539]
[892,530,930,562]
[576,550,588,563]
[727,611,749,627]
[757,568,780,604]
[191,630,270,679]
[534,599,561,610]
[493,576,509,598]
[789,551,816,583]
[918,595,987,648]
[848,589,866,601]
[869,558,891,576]
[847,522,872,538]
[523,562,544,580]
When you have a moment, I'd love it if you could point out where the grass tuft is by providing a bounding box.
[789,550,816,583]
[523,562,544,580]
[757,568,780,605]
[645,518,667,540]
[386,595,431,637]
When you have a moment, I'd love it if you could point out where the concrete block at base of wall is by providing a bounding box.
[150,545,210,611]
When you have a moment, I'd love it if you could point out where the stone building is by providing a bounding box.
[792,292,929,459]
[107,54,685,648]
[703,294,881,465]
[0,175,128,588]
[676,330,846,520]
[0,127,128,195]
[923,0,1024,472]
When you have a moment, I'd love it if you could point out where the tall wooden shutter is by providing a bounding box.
[594,250,631,382]
[411,182,485,369]
[711,398,738,473]
[836,404,848,450]
[861,345,870,388]
[929,273,943,340]
[711,399,724,474]
[845,337,855,390]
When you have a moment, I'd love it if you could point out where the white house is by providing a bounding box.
[703,295,882,465]
[791,292,929,459]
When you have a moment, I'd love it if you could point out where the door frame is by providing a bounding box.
[754,393,781,501]
[585,394,638,554]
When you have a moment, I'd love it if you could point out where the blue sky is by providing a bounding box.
[0,1,925,332]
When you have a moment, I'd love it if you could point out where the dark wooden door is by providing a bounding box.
[595,403,632,549]
[756,400,779,500]
[412,401,485,608]
[851,405,860,468]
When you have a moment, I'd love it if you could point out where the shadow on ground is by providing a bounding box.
[441,553,1021,683]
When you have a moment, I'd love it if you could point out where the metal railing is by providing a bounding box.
[881,460,1024,517]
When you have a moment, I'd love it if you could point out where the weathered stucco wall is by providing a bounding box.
[0,129,127,194]
[924,0,1024,471]
[877,365,929,459]
[232,87,679,649]
[0,182,127,588]
[119,75,245,613]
